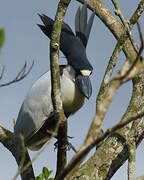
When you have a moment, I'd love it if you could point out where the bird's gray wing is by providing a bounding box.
[14,71,53,141]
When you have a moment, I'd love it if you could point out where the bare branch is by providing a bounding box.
[55,120,68,178]
[96,37,123,111]
[0,61,34,88]
[137,21,144,50]
[75,1,144,161]
[129,0,144,27]
[0,124,35,180]
[49,0,71,178]
[0,65,5,80]
[96,1,144,140]
[111,0,139,54]
[96,0,144,110]
[62,0,144,179]
[13,139,51,180]
[55,1,144,178]
[55,110,144,179]
[115,21,144,81]
[128,144,136,180]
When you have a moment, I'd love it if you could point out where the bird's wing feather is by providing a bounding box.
[14,71,53,139]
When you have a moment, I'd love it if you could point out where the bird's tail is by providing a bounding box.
[75,3,95,47]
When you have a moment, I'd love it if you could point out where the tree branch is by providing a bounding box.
[96,0,144,110]
[55,120,68,178]
[115,21,144,81]
[55,0,144,179]
[111,0,139,54]
[73,0,144,153]
[0,65,5,80]
[128,143,136,180]
[0,61,34,88]
[49,0,71,178]
[0,124,35,180]
[56,110,144,179]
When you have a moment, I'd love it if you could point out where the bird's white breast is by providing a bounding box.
[61,66,85,114]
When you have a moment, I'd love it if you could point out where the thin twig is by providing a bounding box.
[115,21,144,81]
[96,39,123,108]
[0,65,5,80]
[0,61,34,87]
[129,0,144,27]
[95,38,123,146]
[111,0,139,54]
[137,21,144,50]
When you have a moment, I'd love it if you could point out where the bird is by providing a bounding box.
[14,3,95,151]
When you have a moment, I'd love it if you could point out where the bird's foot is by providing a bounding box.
[54,140,77,153]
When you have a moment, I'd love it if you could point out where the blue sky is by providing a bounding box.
[0,0,144,179]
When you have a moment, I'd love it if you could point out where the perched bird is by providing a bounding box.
[14,3,95,150]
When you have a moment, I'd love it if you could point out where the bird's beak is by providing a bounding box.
[75,74,92,99]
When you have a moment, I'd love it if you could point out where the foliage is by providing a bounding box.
[0,28,5,50]
[36,167,54,180]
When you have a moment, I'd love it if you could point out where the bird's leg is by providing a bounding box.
[54,137,77,153]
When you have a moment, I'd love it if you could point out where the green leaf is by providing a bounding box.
[36,173,44,180]
[37,167,53,180]
[43,167,49,180]
[36,177,41,180]
[48,178,54,180]
[48,170,53,176]
[0,28,5,50]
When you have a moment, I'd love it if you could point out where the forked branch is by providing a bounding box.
[0,61,34,87]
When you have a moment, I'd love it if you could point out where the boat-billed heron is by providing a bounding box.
[14,3,95,150]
